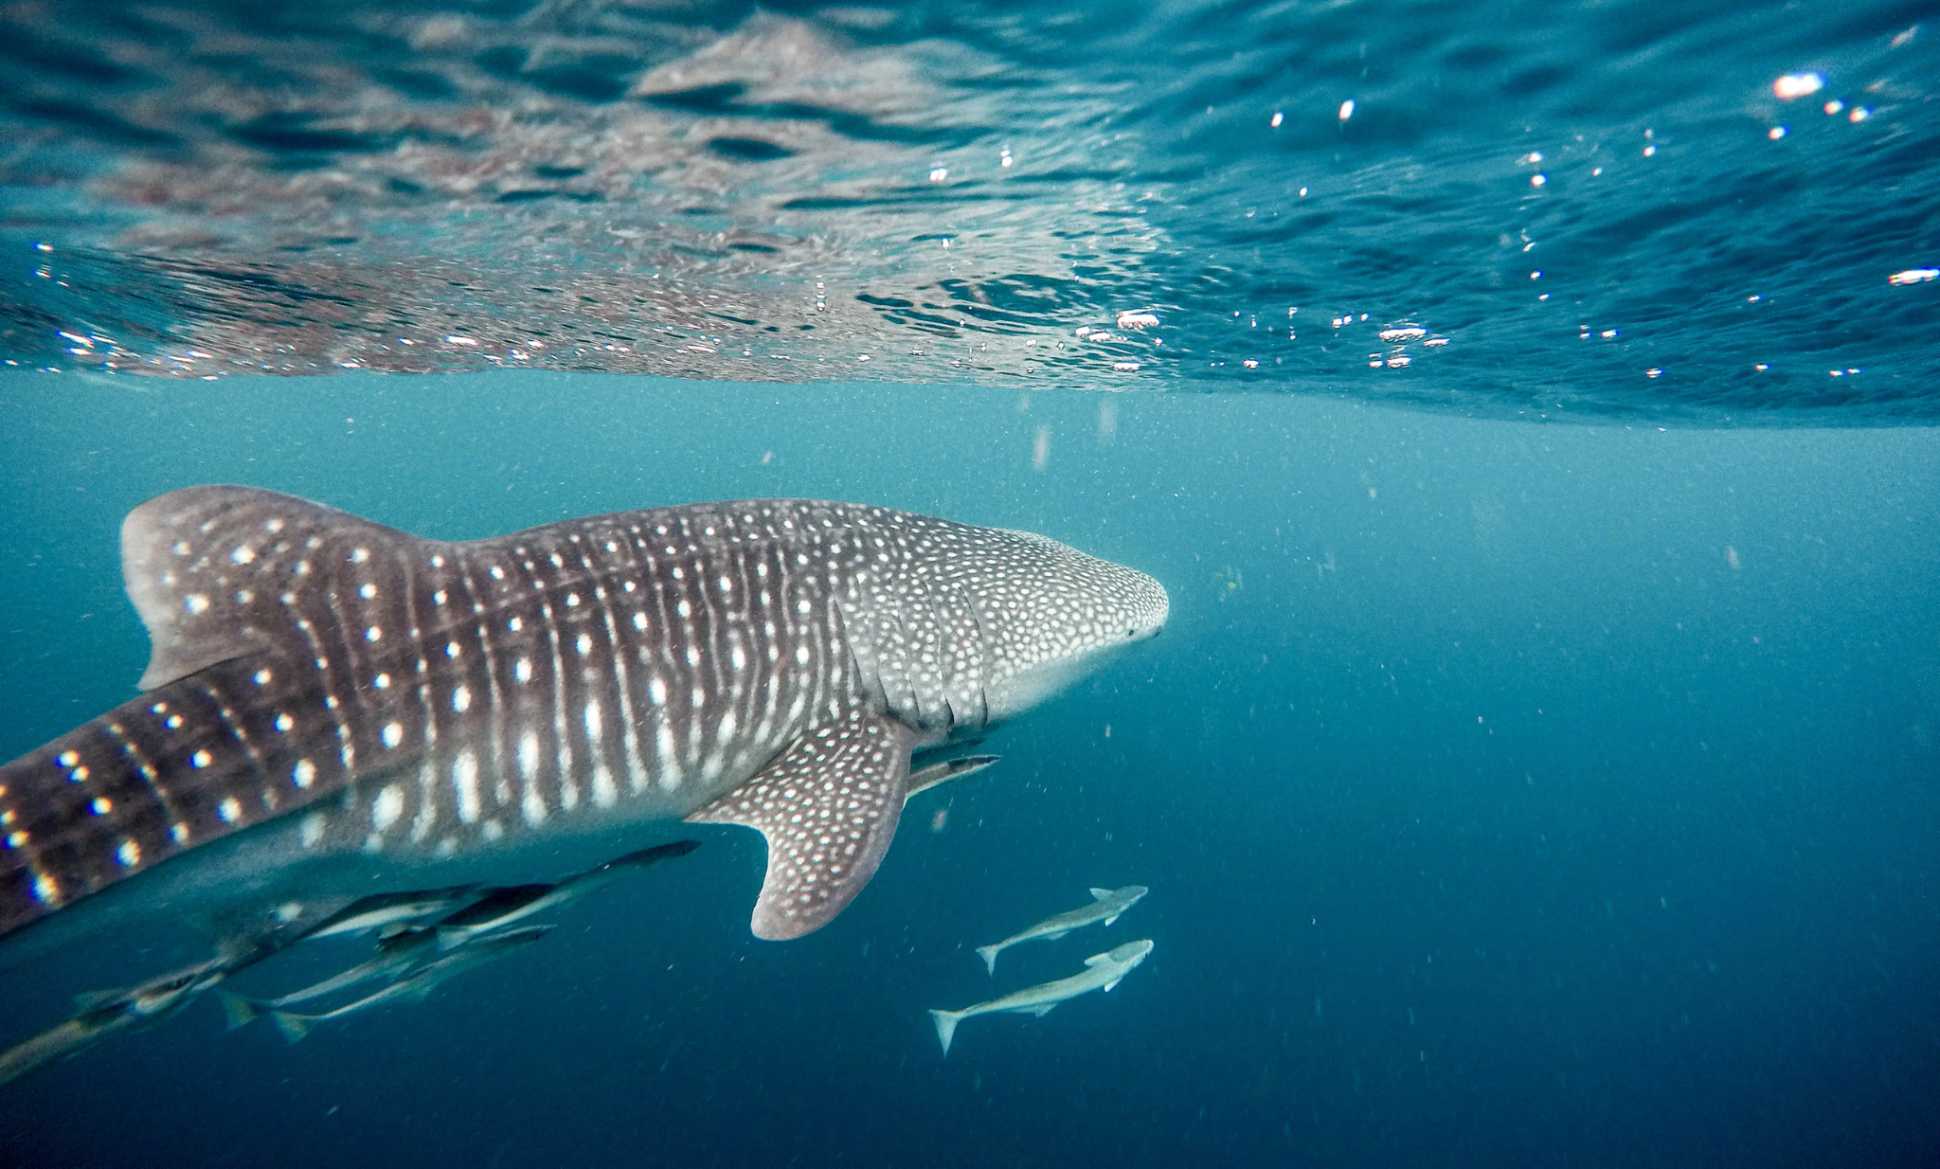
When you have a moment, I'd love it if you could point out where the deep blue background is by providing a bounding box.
[0,375,1935,1167]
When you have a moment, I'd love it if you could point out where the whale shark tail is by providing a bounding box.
[975,944,1002,976]
[929,1009,964,1057]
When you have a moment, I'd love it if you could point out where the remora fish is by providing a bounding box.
[430,838,699,947]
[221,927,441,1021]
[903,755,1000,804]
[241,924,552,1043]
[0,489,1167,948]
[975,885,1149,974]
[928,938,1154,1057]
[0,953,230,1084]
[298,884,481,943]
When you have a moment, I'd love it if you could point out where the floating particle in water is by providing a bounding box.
[1725,545,1742,572]
[1338,99,1356,121]
[928,166,949,182]
[1031,425,1051,471]
[1773,72,1824,100]
[1530,173,1548,187]
[1888,268,1937,285]
[1824,99,1845,115]
[1096,398,1117,445]
[1767,126,1787,140]
[1848,107,1870,123]
[1242,358,1258,369]
[1270,111,1284,128]
[1116,310,1159,330]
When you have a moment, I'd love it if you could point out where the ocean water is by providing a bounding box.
[2,4,1939,1169]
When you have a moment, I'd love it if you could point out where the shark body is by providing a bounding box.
[975,885,1149,975]
[0,488,1166,952]
[929,938,1154,1056]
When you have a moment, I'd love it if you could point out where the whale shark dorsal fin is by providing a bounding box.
[1085,951,1113,967]
[121,486,425,689]
[689,706,913,941]
[1090,887,1114,900]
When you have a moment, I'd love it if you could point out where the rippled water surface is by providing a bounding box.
[3,0,1937,418]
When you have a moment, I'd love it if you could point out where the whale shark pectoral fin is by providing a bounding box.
[1025,1003,1058,1017]
[689,707,913,942]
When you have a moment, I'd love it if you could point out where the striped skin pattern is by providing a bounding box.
[0,487,1167,942]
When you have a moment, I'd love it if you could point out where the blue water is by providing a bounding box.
[2,379,1937,1167]
[2,3,1940,1167]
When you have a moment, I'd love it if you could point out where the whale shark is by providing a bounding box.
[0,488,1167,953]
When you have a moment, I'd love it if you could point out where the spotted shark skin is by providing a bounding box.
[0,487,1167,944]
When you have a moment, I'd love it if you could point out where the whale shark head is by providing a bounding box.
[968,530,1168,722]
[839,516,1167,731]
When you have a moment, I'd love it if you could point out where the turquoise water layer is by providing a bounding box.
[1,375,1936,1166]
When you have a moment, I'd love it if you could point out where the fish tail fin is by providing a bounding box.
[929,1009,962,1057]
[975,944,1001,976]
[218,990,264,1031]
[268,1010,314,1044]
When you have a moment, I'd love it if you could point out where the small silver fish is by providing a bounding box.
[249,925,554,1043]
[430,839,699,948]
[903,755,1000,804]
[929,939,1154,1057]
[297,885,481,943]
[974,885,1149,975]
[220,928,441,1024]
[0,955,229,1085]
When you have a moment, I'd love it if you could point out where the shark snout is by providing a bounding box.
[1120,572,1169,643]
